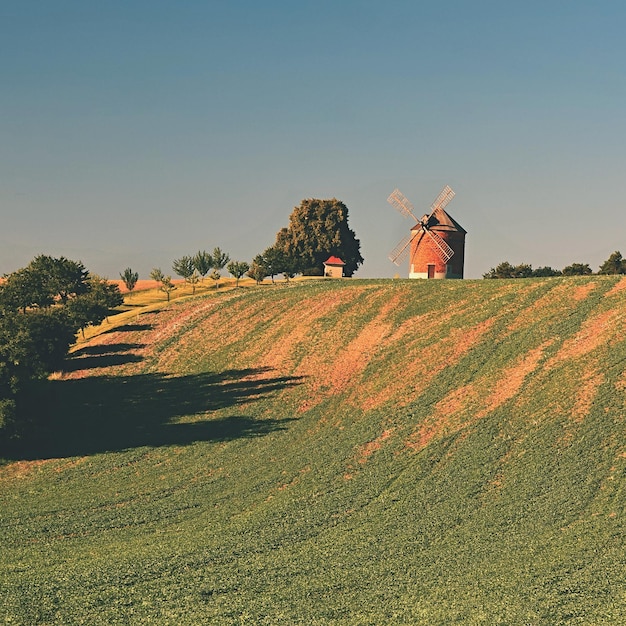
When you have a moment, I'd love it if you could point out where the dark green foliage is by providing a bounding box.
[483,261,533,278]
[172,257,199,294]
[172,256,195,280]
[485,261,587,278]
[193,250,213,280]
[66,276,124,337]
[0,255,89,311]
[0,307,77,438]
[562,262,592,276]
[247,255,268,284]
[532,265,562,277]
[211,247,230,272]
[28,255,89,304]
[0,258,125,439]
[598,250,626,274]
[0,267,52,311]
[273,198,363,277]
[259,245,293,283]
[302,266,324,276]
[119,267,139,293]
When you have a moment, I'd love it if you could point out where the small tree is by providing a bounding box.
[150,268,165,284]
[227,261,250,287]
[598,251,626,275]
[260,246,281,284]
[209,269,222,290]
[193,250,213,281]
[173,256,199,294]
[120,267,139,296]
[210,247,230,289]
[151,268,177,302]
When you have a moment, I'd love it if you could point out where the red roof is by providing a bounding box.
[324,256,345,265]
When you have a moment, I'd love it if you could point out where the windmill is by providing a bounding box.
[387,185,466,279]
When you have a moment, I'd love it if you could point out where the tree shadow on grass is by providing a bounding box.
[103,322,154,333]
[8,367,304,460]
[64,343,146,371]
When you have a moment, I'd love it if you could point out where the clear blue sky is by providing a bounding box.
[3,1,626,279]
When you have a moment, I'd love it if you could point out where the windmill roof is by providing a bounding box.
[411,207,466,234]
[324,256,345,265]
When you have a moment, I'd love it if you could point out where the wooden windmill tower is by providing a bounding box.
[387,185,466,279]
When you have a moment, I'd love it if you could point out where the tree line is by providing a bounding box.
[483,251,626,279]
[132,198,362,298]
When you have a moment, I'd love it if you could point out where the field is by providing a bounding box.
[1,276,626,624]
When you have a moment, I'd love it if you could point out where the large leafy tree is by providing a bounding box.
[0,267,51,312]
[0,257,123,438]
[273,198,363,277]
[29,255,89,304]
[1,255,89,311]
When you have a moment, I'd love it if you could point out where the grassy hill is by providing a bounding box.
[1,276,625,624]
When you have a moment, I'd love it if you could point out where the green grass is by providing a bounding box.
[1,277,626,624]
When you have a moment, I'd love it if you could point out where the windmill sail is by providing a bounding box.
[387,189,418,220]
[430,185,455,213]
[425,229,454,262]
[389,232,418,265]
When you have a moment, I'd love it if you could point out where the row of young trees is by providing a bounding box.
[123,198,364,298]
[0,256,124,437]
[483,251,626,279]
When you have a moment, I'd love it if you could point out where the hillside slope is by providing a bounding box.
[2,277,626,624]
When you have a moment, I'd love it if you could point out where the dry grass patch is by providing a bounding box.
[477,340,553,418]
[546,309,623,367]
[361,317,496,412]
[605,276,626,297]
[571,367,605,422]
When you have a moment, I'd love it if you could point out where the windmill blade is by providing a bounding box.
[430,185,455,213]
[387,189,418,221]
[388,230,421,265]
[425,228,454,263]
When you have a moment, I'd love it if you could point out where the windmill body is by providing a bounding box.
[387,185,466,279]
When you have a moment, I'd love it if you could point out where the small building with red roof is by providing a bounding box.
[323,256,345,278]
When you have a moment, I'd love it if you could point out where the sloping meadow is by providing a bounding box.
[2,277,625,624]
